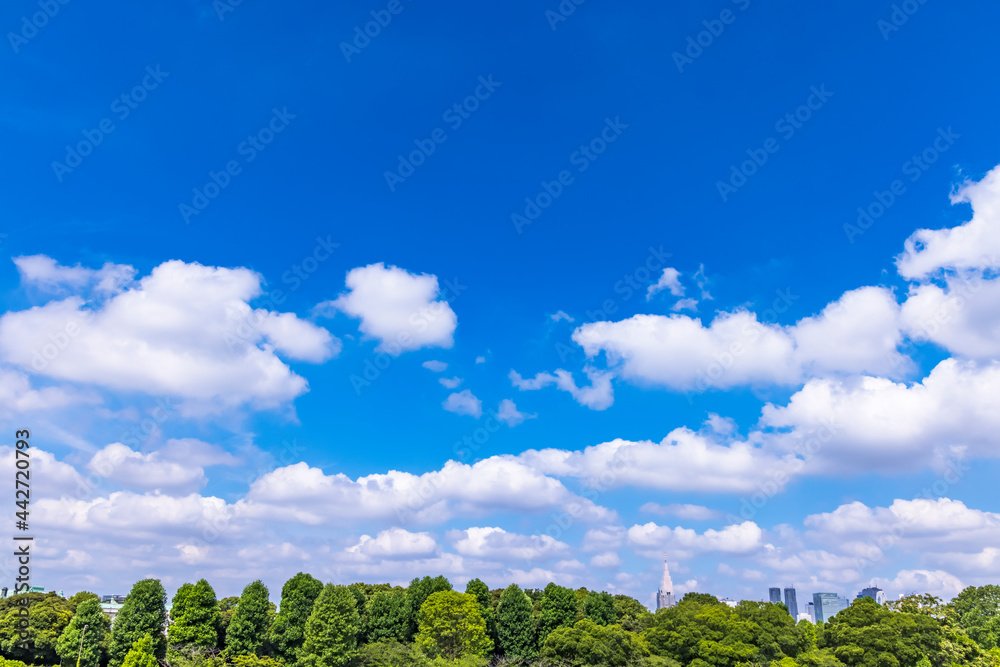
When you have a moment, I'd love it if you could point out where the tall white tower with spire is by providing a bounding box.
[656,554,676,610]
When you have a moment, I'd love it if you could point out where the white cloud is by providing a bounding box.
[443,390,482,418]
[475,356,486,364]
[590,551,622,567]
[13,254,135,295]
[761,358,1000,473]
[582,526,626,551]
[496,399,535,427]
[422,360,448,372]
[872,570,966,601]
[348,528,439,559]
[896,165,1000,279]
[550,311,575,322]
[571,286,908,393]
[509,367,614,410]
[518,428,793,494]
[672,298,699,312]
[640,503,723,521]
[448,526,568,560]
[439,377,463,389]
[87,443,208,494]
[0,367,99,418]
[237,456,615,526]
[627,521,764,558]
[0,258,338,413]
[901,274,1000,359]
[646,268,684,300]
[326,263,457,355]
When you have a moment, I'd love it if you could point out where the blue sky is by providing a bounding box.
[2,0,1000,607]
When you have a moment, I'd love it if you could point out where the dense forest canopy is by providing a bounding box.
[1,578,997,667]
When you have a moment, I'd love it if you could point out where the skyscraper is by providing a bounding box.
[857,587,887,605]
[804,601,816,623]
[769,587,782,604]
[784,587,799,618]
[656,556,675,610]
[813,593,846,622]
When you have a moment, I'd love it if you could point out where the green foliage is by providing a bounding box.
[363,590,409,645]
[0,593,76,665]
[540,618,651,666]
[613,595,655,634]
[217,598,240,649]
[951,585,1000,650]
[56,597,111,667]
[268,573,324,664]
[583,591,616,625]
[108,580,169,667]
[405,578,452,641]
[821,596,948,667]
[227,655,286,667]
[496,584,535,661]
[734,600,804,660]
[0,658,30,667]
[796,648,846,667]
[536,583,579,647]
[299,585,361,667]
[169,579,222,650]
[355,641,428,667]
[65,593,100,612]
[121,635,159,667]
[414,591,492,661]
[643,594,761,667]
[224,581,272,659]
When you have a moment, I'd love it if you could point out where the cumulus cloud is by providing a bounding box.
[325,263,457,355]
[590,551,622,567]
[0,258,339,413]
[496,399,535,427]
[348,528,439,559]
[761,358,1000,473]
[509,367,614,410]
[448,526,568,560]
[646,268,684,300]
[0,367,99,418]
[518,428,794,494]
[237,457,615,527]
[627,521,764,558]
[439,377,463,389]
[571,286,908,393]
[13,254,135,295]
[422,360,448,372]
[640,503,723,521]
[897,165,1000,279]
[443,390,482,417]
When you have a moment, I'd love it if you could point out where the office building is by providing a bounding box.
[804,601,816,623]
[656,556,676,610]
[784,587,799,618]
[813,593,847,622]
[769,587,782,604]
[857,587,887,605]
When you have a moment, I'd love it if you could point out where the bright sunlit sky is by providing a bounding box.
[2,0,1000,607]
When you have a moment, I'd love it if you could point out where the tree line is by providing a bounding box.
[0,576,997,667]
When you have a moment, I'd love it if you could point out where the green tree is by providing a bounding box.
[0,592,76,664]
[121,635,159,667]
[496,584,535,661]
[465,579,497,649]
[299,584,361,667]
[56,597,111,667]
[66,592,101,611]
[108,579,169,667]
[405,576,452,640]
[415,591,492,661]
[224,581,272,659]
[951,585,1000,650]
[583,591,616,625]
[363,590,409,644]
[643,594,758,667]
[218,597,240,648]
[613,595,655,633]
[822,596,946,667]
[536,583,579,647]
[540,618,651,666]
[355,640,429,667]
[268,573,324,664]
[169,579,221,650]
